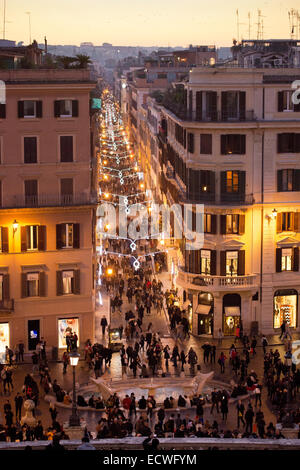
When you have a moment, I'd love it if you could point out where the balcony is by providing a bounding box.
[3,193,97,209]
[0,299,14,312]
[164,106,256,123]
[177,269,257,291]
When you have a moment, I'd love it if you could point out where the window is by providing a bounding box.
[26,272,39,297]
[277,133,300,153]
[60,136,73,162]
[274,289,298,329]
[0,227,8,253]
[187,133,194,153]
[24,137,37,164]
[200,134,212,154]
[276,247,299,272]
[277,212,300,232]
[204,214,216,234]
[221,91,246,120]
[221,135,246,155]
[57,270,80,295]
[18,100,42,119]
[24,180,38,206]
[281,248,293,272]
[54,100,79,118]
[278,91,300,112]
[60,178,73,204]
[226,171,239,193]
[56,223,80,249]
[277,169,300,192]
[226,251,238,276]
[21,271,46,298]
[195,91,217,121]
[226,214,239,234]
[200,250,211,274]
[21,225,46,252]
[62,270,75,294]
[26,225,38,250]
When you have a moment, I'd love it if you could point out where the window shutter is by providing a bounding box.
[60,136,73,162]
[276,212,283,233]
[237,250,245,275]
[276,248,282,272]
[72,100,79,117]
[239,91,246,120]
[240,135,246,154]
[220,135,226,154]
[200,134,212,154]
[195,91,202,121]
[220,251,226,276]
[36,101,43,118]
[220,215,227,234]
[54,100,61,117]
[56,224,63,249]
[38,271,46,297]
[238,214,245,235]
[277,170,283,192]
[1,227,8,252]
[238,171,246,197]
[220,171,226,195]
[294,212,300,232]
[211,214,217,234]
[56,271,63,296]
[210,250,217,275]
[74,269,80,294]
[278,92,284,112]
[293,247,299,272]
[221,92,228,119]
[277,134,283,153]
[294,169,300,191]
[209,171,215,201]
[21,273,27,298]
[18,101,24,118]
[38,225,46,251]
[2,274,9,300]
[73,223,80,249]
[0,104,6,119]
[21,226,27,252]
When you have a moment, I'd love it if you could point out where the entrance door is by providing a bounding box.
[28,320,40,350]
[198,314,213,335]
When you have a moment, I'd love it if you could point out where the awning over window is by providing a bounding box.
[195,304,211,315]
[225,306,240,316]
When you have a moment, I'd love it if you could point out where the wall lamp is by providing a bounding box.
[266,209,277,221]
[12,220,19,236]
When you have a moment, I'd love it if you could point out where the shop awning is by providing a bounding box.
[195,304,211,315]
[225,306,240,316]
[182,300,192,310]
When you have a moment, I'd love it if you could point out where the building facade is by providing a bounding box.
[0,69,97,355]
[135,66,300,337]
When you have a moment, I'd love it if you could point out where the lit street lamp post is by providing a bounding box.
[69,351,80,427]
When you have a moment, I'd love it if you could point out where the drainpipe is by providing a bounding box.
[260,88,265,309]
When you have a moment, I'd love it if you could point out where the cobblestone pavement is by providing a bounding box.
[1,269,299,434]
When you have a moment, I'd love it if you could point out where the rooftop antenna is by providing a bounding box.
[236,9,246,43]
[288,9,298,39]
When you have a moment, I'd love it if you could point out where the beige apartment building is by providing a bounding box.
[0,68,97,355]
[135,64,300,337]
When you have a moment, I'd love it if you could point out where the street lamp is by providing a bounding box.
[69,350,80,427]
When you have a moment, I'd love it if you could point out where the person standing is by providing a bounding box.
[245,403,254,434]
[14,392,23,422]
[62,351,69,375]
[18,342,25,362]
[236,400,245,428]
[218,352,226,374]
[261,335,268,355]
[100,316,108,337]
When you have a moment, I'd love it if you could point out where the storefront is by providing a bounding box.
[28,319,40,351]
[196,292,214,335]
[58,317,80,349]
[0,322,9,362]
[274,289,298,329]
[182,296,193,330]
[223,294,241,335]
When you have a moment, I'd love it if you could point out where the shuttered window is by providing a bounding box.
[276,247,299,273]
[0,227,8,253]
[24,137,37,164]
[18,100,42,118]
[21,272,46,298]
[24,179,38,207]
[277,133,300,153]
[56,223,80,249]
[200,134,212,154]
[60,178,73,204]
[57,269,80,295]
[276,212,300,232]
[221,134,246,155]
[278,169,300,192]
[54,100,79,118]
[60,136,73,162]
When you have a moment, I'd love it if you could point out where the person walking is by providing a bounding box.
[62,351,69,375]
[236,400,245,428]
[262,335,268,355]
[100,316,108,337]
[218,352,226,374]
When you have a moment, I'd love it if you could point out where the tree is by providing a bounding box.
[74,54,92,69]
[57,56,76,69]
